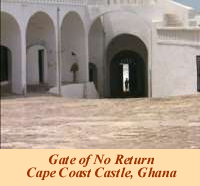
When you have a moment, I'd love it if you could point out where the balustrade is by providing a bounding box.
[2,0,158,6]
[157,28,200,45]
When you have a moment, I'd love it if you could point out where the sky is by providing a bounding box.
[175,0,200,10]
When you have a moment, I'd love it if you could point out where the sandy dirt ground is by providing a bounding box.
[1,94,200,149]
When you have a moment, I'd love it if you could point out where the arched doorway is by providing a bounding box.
[107,34,148,98]
[0,46,12,94]
[61,12,87,85]
[1,12,22,94]
[0,46,11,82]
[26,11,56,93]
[110,50,146,98]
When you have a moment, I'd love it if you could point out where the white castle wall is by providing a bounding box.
[153,28,200,97]
[153,44,199,97]
[1,0,200,98]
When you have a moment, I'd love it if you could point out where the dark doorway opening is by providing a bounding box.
[0,46,12,95]
[0,46,11,82]
[110,50,147,98]
[38,49,44,84]
[89,63,97,88]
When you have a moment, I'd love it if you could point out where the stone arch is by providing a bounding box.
[106,34,148,98]
[0,11,22,94]
[60,10,86,34]
[107,33,148,62]
[25,9,56,30]
[89,10,152,97]
[61,11,87,84]
[89,8,152,31]
[26,11,57,91]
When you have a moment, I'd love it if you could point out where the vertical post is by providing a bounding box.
[102,15,107,97]
[85,34,89,83]
[21,29,27,95]
[57,7,61,96]
[150,28,153,98]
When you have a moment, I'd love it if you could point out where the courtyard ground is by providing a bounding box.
[1,94,200,149]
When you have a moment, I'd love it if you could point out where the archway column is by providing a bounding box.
[12,29,27,95]
[55,17,61,95]
[84,32,89,83]
[21,28,27,94]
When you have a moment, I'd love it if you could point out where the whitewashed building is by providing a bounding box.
[1,0,200,98]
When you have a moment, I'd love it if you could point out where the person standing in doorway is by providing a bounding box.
[125,78,129,92]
